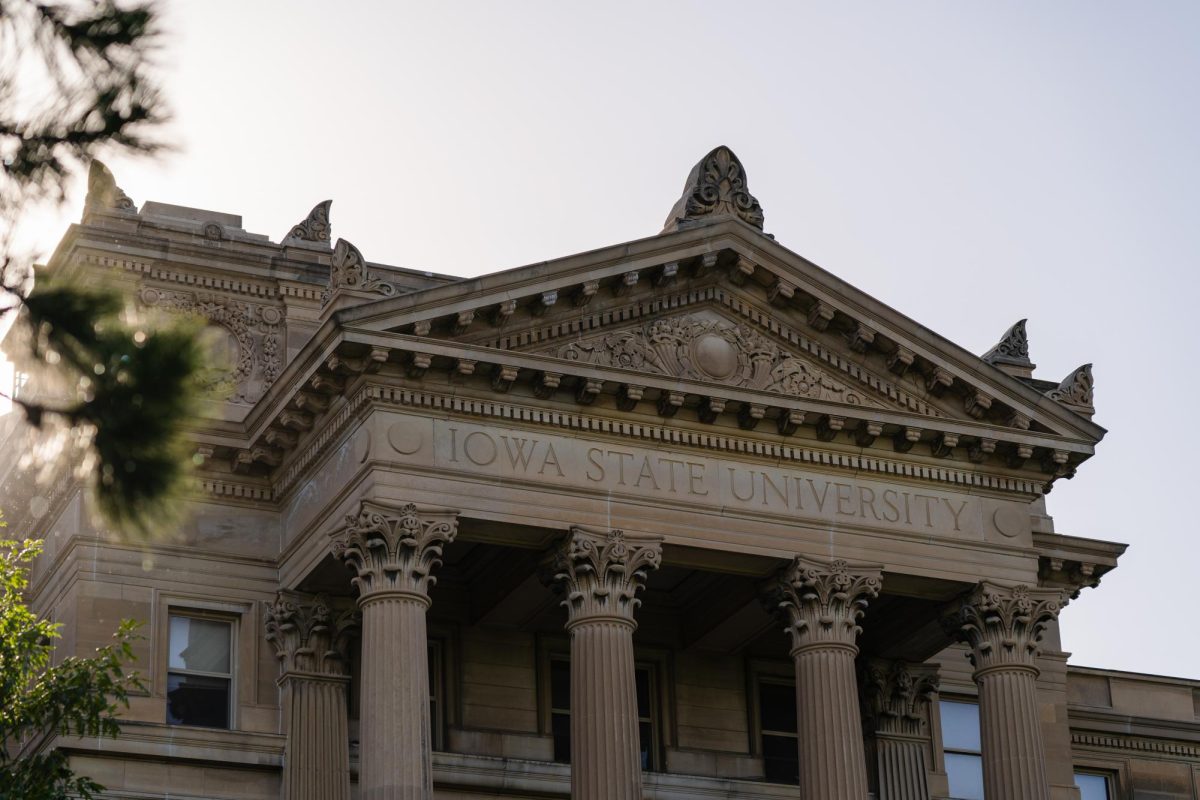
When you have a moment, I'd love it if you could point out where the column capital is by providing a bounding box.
[766,556,882,653]
[944,582,1065,674]
[329,500,459,602]
[264,591,358,678]
[549,526,662,626]
[860,659,940,737]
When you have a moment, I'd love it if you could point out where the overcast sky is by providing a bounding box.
[18,1,1200,677]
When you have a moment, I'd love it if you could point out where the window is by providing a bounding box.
[167,614,233,728]
[940,700,983,800]
[428,641,444,750]
[1075,772,1112,800]
[757,678,799,784]
[548,656,660,770]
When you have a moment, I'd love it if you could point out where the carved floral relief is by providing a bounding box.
[138,286,283,405]
[554,312,883,407]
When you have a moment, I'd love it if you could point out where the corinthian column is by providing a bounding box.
[330,501,459,800]
[860,659,939,800]
[265,593,358,800]
[945,583,1065,800]
[767,556,882,800]
[549,527,662,800]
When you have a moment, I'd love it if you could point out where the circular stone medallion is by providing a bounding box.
[693,333,739,381]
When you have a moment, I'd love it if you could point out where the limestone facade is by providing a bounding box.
[4,149,1198,799]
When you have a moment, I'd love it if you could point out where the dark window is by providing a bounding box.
[940,700,983,800]
[167,614,233,728]
[550,656,658,769]
[758,679,799,784]
[1075,772,1112,800]
[428,641,443,750]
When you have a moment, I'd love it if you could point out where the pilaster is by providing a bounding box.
[945,582,1065,800]
[264,592,358,800]
[860,659,939,800]
[548,526,663,800]
[331,500,459,800]
[767,556,882,800]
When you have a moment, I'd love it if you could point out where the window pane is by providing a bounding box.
[169,616,230,673]
[167,673,230,728]
[945,752,984,800]
[759,681,798,734]
[762,733,800,784]
[636,667,651,717]
[550,659,570,710]
[639,720,652,770]
[1076,773,1110,800]
[551,712,570,763]
[940,700,982,752]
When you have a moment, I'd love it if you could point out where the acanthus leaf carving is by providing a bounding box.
[547,526,662,625]
[283,199,332,244]
[330,501,459,601]
[1045,363,1094,416]
[555,313,883,408]
[983,319,1033,367]
[662,146,765,232]
[323,238,396,306]
[860,660,940,737]
[765,557,882,652]
[264,591,359,677]
[943,583,1065,672]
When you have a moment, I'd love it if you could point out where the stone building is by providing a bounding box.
[4,149,1199,799]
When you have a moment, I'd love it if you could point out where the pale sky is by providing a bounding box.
[15,2,1200,677]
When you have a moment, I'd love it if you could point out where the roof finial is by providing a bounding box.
[83,160,136,216]
[1046,364,1094,418]
[982,319,1035,379]
[662,146,764,233]
[283,200,332,245]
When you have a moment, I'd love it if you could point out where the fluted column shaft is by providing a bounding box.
[875,736,930,800]
[359,593,432,800]
[330,500,459,800]
[945,583,1065,800]
[570,618,642,800]
[280,673,351,800]
[768,557,882,800]
[265,593,357,800]
[548,526,663,800]
[977,665,1048,800]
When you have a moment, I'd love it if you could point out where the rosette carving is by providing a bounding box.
[550,527,662,625]
[860,660,940,737]
[766,557,882,652]
[663,145,764,232]
[944,583,1065,672]
[329,501,459,600]
[264,592,358,676]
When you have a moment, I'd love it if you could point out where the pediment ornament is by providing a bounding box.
[84,160,136,213]
[663,146,764,232]
[324,238,396,305]
[283,199,332,244]
[556,313,884,407]
[1045,363,1094,415]
[983,319,1032,367]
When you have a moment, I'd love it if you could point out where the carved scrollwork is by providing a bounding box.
[84,160,136,213]
[264,592,359,677]
[860,660,940,737]
[982,319,1032,367]
[138,286,283,405]
[548,526,662,625]
[1045,363,1094,415]
[323,238,397,306]
[283,199,332,244]
[765,557,882,652]
[330,501,459,600]
[663,146,764,232]
[944,583,1065,673]
[556,312,879,407]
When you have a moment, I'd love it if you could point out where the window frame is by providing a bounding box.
[1073,770,1115,800]
[165,610,236,729]
[1070,755,1129,800]
[938,696,984,800]
[747,659,800,785]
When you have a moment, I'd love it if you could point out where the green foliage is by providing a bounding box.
[20,279,208,538]
[0,537,143,800]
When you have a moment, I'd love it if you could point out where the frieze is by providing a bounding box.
[554,312,886,409]
[138,286,284,405]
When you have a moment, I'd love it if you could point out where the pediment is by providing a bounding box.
[529,306,908,415]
